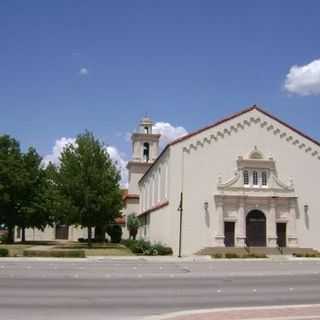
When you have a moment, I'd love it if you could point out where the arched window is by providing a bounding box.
[253,170,258,186]
[261,171,267,186]
[144,126,149,134]
[243,170,249,185]
[143,142,150,162]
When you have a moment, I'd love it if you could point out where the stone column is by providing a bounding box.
[287,198,298,247]
[267,198,278,247]
[236,198,246,247]
[215,196,225,247]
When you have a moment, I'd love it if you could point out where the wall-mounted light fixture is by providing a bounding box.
[204,201,209,211]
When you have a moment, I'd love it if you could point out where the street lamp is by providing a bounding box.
[177,192,183,258]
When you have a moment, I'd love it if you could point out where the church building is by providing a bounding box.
[123,105,320,255]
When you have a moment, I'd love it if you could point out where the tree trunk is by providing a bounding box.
[131,228,137,240]
[7,226,14,244]
[101,225,106,243]
[87,225,92,248]
[21,227,26,243]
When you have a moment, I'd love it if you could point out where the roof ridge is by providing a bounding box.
[139,104,320,183]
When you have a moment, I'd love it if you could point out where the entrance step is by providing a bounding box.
[196,246,320,256]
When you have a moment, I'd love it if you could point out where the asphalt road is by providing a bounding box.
[0,259,320,320]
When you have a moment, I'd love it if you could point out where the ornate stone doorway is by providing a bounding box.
[246,210,266,247]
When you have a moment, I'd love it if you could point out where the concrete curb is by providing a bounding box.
[1,255,320,262]
[142,304,320,320]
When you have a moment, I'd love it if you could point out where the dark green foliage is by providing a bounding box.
[126,213,140,240]
[242,253,267,258]
[225,253,240,259]
[106,224,122,243]
[293,252,320,258]
[23,249,85,258]
[0,248,9,257]
[0,135,51,243]
[212,253,223,259]
[0,232,8,244]
[56,131,123,247]
[151,242,173,255]
[122,239,173,256]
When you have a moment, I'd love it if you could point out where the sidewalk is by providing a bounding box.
[1,254,320,262]
[145,304,320,320]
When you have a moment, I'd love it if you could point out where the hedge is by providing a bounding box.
[122,239,173,256]
[23,249,85,258]
[0,248,9,257]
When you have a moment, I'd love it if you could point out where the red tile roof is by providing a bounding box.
[115,216,125,225]
[123,193,139,201]
[138,201,169,216]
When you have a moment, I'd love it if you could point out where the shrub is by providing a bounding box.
[242,253,267,259]
[293,252,320,258]
[212,253,223,259]
[122,239,173,256]
[305,253,317,258]
[23,250,85,258]
[225,253,240,259]
[106,224,122,243]
[151,243,173,256]
[0,233,8,244]
[0,248,9,257]
[127,213,140,240]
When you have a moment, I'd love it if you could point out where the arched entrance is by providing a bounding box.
[246,210,266,247]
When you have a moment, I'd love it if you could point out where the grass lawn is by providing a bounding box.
[55,242,134,256]
[0,242,135,257]
[0,244,33,257]
[54,242,135,256]
[84,247,134,256]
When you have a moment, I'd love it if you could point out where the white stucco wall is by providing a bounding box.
[143,108,320,255]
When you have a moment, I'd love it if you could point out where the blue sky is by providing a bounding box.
[1,1,320,180]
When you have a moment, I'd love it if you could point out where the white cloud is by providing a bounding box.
[42,137,76,167]
[43,137,128,187]
[153,122,188,147]
[284,58,320,95]
[79,67,88,76]
[105,146,128,187]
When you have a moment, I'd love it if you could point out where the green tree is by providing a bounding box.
[0,135,24,243]
[0,135,55,243]
[17,147,49,242]
[127,213,140,240]
[57,131,123,247]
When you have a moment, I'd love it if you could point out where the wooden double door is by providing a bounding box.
[224,222,235,247]
[246,210,266,247]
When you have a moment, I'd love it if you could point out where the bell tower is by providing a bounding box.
[124,117,160,215]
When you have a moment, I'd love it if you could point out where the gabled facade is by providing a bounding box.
[136,106,320,255]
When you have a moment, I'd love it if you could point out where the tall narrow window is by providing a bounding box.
[143,142,150,162]
[144,126,149,134]
[243,170,249,185]
[253,170,258,186]
[262,171,267,186]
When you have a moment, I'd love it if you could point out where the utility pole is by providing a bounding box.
[178,192,183,258]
